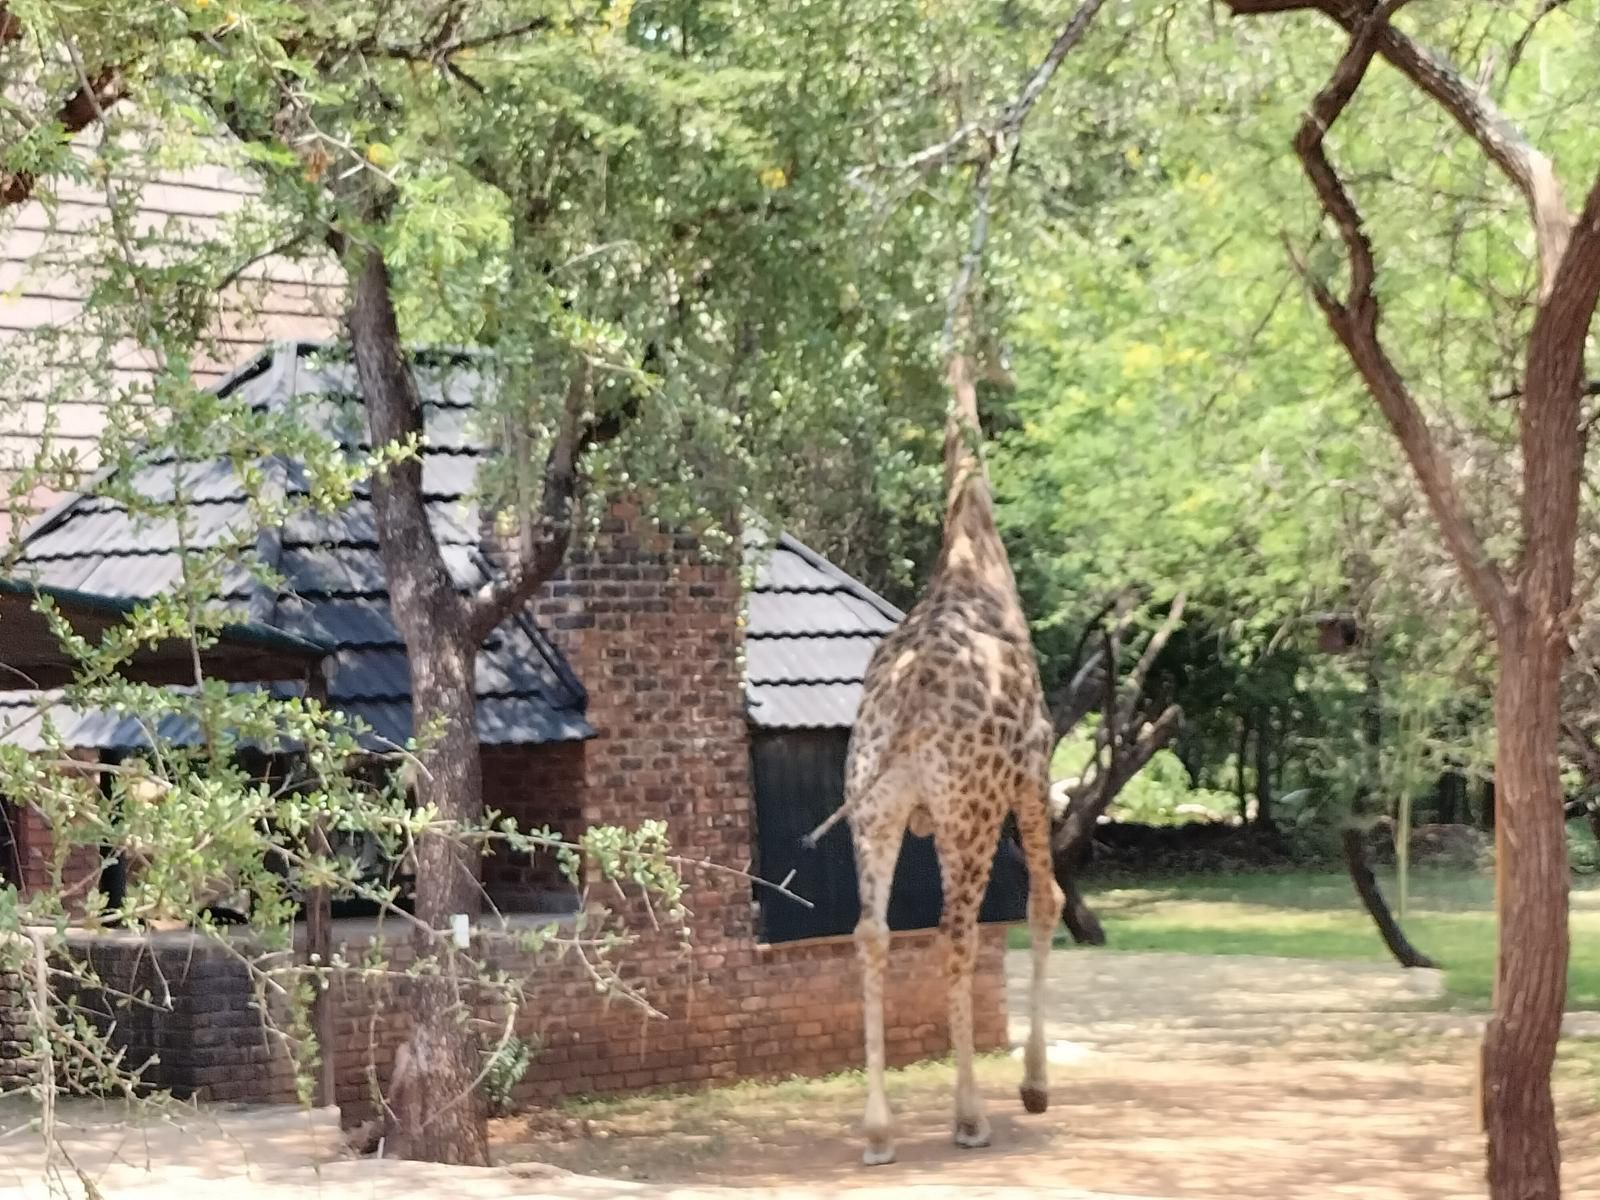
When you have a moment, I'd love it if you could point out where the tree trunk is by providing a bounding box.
[348,247,490,1166]
[1052,845,1104,946]
[1254,708,1274,829]
[1235,718,1250,822]
[1482,627,1569,1200]
[1341,828,1436,969]
[1437,771,1464,825]
[1051,704,1182,944]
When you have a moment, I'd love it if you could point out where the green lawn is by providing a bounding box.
[1011,867,1600,1010]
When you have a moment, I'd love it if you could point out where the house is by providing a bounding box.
[0,341,1020,1116]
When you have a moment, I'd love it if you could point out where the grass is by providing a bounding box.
[1010,866,1600,1009]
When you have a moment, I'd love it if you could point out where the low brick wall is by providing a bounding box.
[0,972,31,1089]
[0,920,1008,1119]
[328,921,1007,1120]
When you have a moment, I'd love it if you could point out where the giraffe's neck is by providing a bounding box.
[934,353,1027,622]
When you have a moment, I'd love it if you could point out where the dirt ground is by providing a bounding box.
[5,950,1597,1198]
[493,951,1600,1200]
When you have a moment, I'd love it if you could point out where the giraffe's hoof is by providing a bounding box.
[862,1143,897,1167]
[1020,1084,1049,1114]
[953,1117,992,1149]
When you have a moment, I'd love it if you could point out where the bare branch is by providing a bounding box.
[360,16,556,66]
[1119,592,1186,723]
[1053,704,1184,854]
[467,356,636,644]
[1562,718,1600,783]
[994,0,1110,144]
[1227,0,1572,297]
[1284,3,1511,626]
[851,0,1107,187]
[1503,0,1570,89]
[1050,593,1139,737]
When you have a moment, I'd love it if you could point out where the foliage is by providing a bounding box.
[1052,724,1234,826]
[482,1034,539,1118]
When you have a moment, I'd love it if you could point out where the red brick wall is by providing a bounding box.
[0,921,1006,1111]
[332,497,1011,1114]
[479,742,586,913]
[316,922,1006,1118]
[4,782,103,905]
[532,498,754,941]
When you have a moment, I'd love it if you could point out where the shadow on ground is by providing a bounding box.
[494,951,1600,1200]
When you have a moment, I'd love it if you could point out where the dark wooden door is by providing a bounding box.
[750,729,1027,943]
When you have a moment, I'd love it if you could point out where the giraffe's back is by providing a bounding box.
[845,585,1053,831]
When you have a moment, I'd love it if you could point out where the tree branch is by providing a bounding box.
[1227,0,1572,297]
[1561,718,1600,785]
[1053,704,1184,854]
[1522,169,1600,627]
[1283,3,1511,627]
[995,0,1110,144]
[1050,595,1137,737]
[0,66,125,207]
[362,17,556,65]
[1118,592,1186,724]
[465,361,633,644]
[851,0,1107,187]
[1503,0,1570,89]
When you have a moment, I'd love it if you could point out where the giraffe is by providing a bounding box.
[823,347,1064,1166]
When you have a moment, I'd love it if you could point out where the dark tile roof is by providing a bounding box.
[3,342,591,752]
[0,575,328,691]
[744,534,904,730]
[4,340,900,747]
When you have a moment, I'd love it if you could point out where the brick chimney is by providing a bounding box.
[532,498,755,940]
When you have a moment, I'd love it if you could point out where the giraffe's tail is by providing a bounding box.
[799,731,932,850]
[800,804,849,851]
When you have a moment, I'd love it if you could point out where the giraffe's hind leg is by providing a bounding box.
[853,814,905,1167]
[936,832,992,1149]
[1014,781,1065,1113]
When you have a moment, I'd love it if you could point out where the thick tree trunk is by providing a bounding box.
[349,247,490,1166]
[1341,828,1436,970]
[1482,628,1569,1200]
[383,647,490,1162]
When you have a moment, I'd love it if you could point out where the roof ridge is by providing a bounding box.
[16,345,283,547]
[771,533,905,622]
